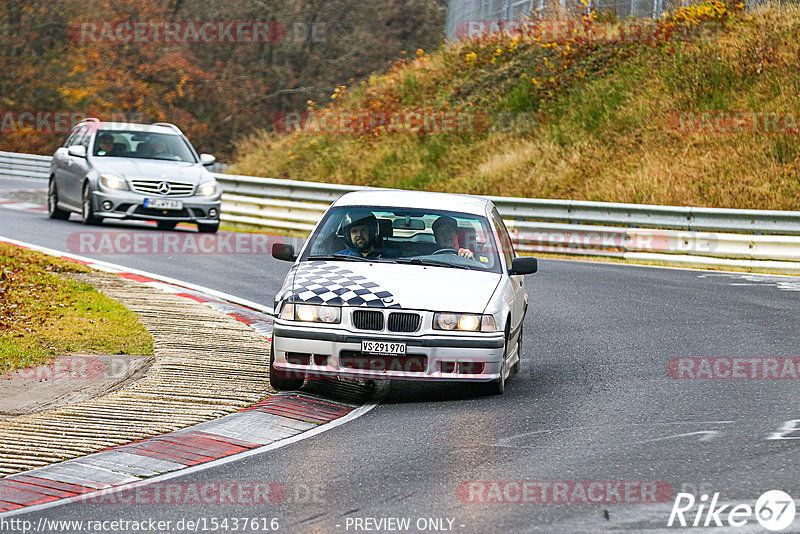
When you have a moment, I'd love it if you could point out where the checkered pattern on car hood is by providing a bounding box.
[281,261,401,308]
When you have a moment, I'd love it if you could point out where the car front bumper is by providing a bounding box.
[272,323,506,382]
[91,190,221,223]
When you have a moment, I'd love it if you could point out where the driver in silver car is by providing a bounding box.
[432,215,474,259]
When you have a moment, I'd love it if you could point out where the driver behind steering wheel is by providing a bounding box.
[336,212,389,259]
[432,216,474,259]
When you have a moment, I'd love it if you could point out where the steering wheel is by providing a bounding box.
[432,248,459,255]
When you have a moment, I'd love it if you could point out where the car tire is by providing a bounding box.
[511,324,522,374]
[81,184,101,226]
[269,343,304,390]
[197,222,219,233]
[48,178,70,220]
[480,326,509,395]
[157,220,178,230]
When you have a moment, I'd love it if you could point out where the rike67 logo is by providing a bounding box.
[668,490,796,531]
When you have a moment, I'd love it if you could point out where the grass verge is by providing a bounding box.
[0,243,153,375]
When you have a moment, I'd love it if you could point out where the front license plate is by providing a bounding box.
[144,198,183,210]
[361,340,406,355]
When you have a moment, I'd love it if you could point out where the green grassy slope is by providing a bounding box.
[231,2,800,210]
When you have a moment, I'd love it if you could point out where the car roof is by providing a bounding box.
[83,122,183,136]
[332,190,492,216]
[99,124,181,135]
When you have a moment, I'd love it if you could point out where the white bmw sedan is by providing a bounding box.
[270,190,537,394]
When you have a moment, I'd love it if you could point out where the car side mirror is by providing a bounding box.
[200,153,216,166]
[68,145,87,158]
[510,256,537,275]
[272,243,296,262]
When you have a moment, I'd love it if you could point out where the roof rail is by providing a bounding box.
[151,122,183,134]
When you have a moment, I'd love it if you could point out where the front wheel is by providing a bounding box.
[81,185,101,226]
[269,343,304,391]
[511,324,522,374]
[48,178,70,220]
[479,329,509,395]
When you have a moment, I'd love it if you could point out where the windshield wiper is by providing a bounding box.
[393,257,471,270]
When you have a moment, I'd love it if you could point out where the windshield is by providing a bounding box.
[301,206,502,273]
[92,130,197,162]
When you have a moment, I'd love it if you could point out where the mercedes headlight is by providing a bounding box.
[198,180,219,197]
[433,312,497,332]
[279,302,340,324]
[100,174,129,190]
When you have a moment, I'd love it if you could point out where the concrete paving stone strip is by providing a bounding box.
[80,451,186,473]
[30,464,140,486]
[66,460,161,479]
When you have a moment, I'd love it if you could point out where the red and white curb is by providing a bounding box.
[0,395,369,512]
[0,236,377,516]
[0,193,48,214]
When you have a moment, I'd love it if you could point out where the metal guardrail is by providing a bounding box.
[212,173,800,236]
[0,150,52,180]
[3,150,800,271]
[210,173,800,271]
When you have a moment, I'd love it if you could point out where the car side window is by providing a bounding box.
[62,127,80,147]
[69,126,88,148]
[80,132,92,148]
[491,208,515,268]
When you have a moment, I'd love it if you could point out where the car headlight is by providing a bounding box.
[100,174,129,190]
[433,312,497,332]
[198,180,219,197]
[279,302,341,324]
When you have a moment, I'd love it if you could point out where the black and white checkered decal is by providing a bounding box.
[286,261,401,308]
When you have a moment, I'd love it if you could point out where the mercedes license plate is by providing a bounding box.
[144,198,183,210]
[361,340,406,355]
